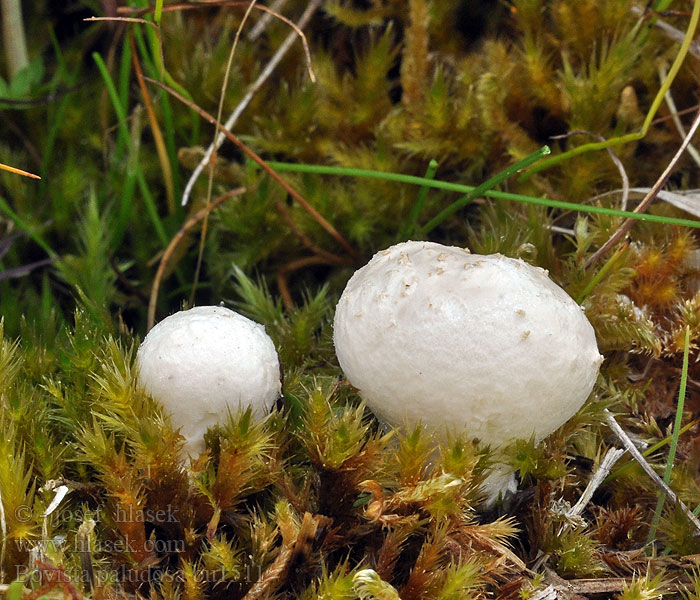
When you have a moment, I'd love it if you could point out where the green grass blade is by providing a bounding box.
[7,579,24,600]
[92,52,130,153]
[154,0,163,25]
[654,0,675,11]
[605,418,700,484]
[420,146,550,234]
[400,159,438,240]
[137,172,169,248]
[118,35,132,113]
[647,325,690,544]
[262,162,700,229]
[41,27,79,193]
[0,196,57,258]
[576,244,628,304]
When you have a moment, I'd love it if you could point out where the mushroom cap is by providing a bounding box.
[333,241,603,448]
[137,306,281,454]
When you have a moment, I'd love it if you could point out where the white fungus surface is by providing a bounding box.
[137,305,281,455]
[333,241,603,451]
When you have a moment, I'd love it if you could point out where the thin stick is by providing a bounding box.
[144,76,358,260]
[117,2,315,82]
[0,162,40,179]
[630,4,700,60]
[659,63,700,168]
[248,0,289,40]
[566,447,626,521]
[190,0,259,307]
[181,0,323,207]
[585,108,700,268]
[147,188,246,330]
[605,409,700,537]
[276,256,332,310]
[551,130,629,211]
[130,33,175,213]
[84,16,158,29]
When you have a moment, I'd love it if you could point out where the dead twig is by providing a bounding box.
[109,256,149,306]
[276,256,333,311]
[585,108,700,268]
[565,447,627,523]
[605,409,700,537]
[551,130,629,212]
[116,1,315,82]
[659,62,700,168]
[0,257,53,282]
[248,0,288,40]
[143,76,359,261]
[181,0,322,207]
[631,4,700,59]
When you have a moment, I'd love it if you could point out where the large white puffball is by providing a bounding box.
[137,306,281,455]
[333,241,603,449]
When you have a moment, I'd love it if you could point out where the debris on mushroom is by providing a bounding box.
[333,241,603,497]
[136,305,281,455]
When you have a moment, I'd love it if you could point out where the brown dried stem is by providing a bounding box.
[276,256,334,311]
[585,108,700,268]
[116,1,315,81]
[143,76,359,261]
[147,188,246,330]
[129,33,175,212]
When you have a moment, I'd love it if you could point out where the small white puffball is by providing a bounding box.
[136,306,281,455]
[334,241,603,493]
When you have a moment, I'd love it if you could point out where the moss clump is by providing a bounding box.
[2,0,700,596]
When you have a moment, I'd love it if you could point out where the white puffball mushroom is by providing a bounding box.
[136,305,281,455]
[334,241,603,493]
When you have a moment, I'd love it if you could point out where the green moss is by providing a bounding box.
[3,0,700,596]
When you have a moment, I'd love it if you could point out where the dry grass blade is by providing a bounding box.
[84,16,158,29]
[0,162,40,179]
[551,130,629,212]
[130,33,175,212]
[189,0,260,307]
[143,76,359,261]
[116,1,315,81]
[248,0,289,40]
[630,4,700,59]
[147,187,246,329]
[181,0,322,207]
[660,63,700,168]
[605,410,700,537]
[566,447,626,522]
[276,256,334,310]
[586,108,700,268]
[591,187,700,218]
